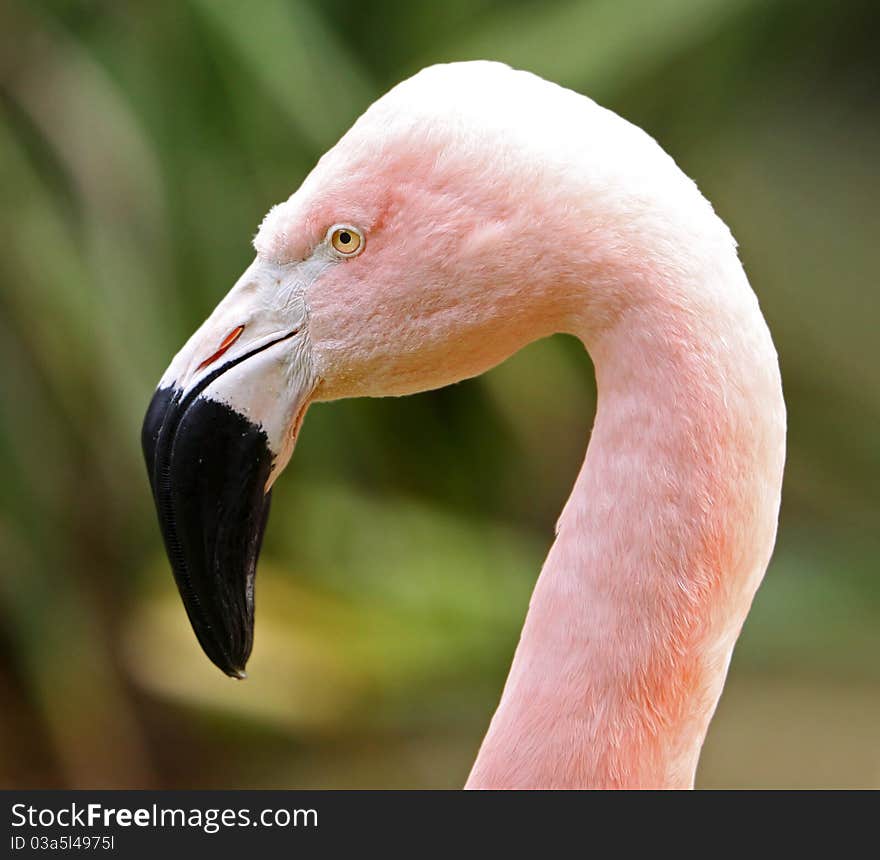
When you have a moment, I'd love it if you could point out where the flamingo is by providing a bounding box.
[142,62,786,789]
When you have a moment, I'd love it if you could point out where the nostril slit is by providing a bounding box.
[197,324,245,371]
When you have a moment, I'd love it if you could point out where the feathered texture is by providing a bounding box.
[220,61,783,787]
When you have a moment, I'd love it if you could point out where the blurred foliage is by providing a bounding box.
[0,0,878,788]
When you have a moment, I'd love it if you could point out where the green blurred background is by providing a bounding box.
[1,0,877,789]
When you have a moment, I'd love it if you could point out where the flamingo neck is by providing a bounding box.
[466,260,785,789]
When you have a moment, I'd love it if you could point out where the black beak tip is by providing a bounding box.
[189,614,254,679]
[142,381,274,680]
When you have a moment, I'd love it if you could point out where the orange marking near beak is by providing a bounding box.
[197,324,245,371]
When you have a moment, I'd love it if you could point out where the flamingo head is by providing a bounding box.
[141,61,675,676]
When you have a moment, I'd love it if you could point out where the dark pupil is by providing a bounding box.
[339,231,351,244]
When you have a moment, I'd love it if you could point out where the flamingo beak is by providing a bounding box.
[141,263,316,677]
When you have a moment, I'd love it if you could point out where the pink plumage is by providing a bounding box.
[147,61,786,788]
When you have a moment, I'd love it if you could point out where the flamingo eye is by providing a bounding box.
[329,225,364,256]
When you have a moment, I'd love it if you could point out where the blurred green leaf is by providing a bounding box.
[417,0,764,96]
[189,0,376,150]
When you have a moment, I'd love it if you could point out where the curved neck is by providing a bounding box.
[467,259,785,788]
